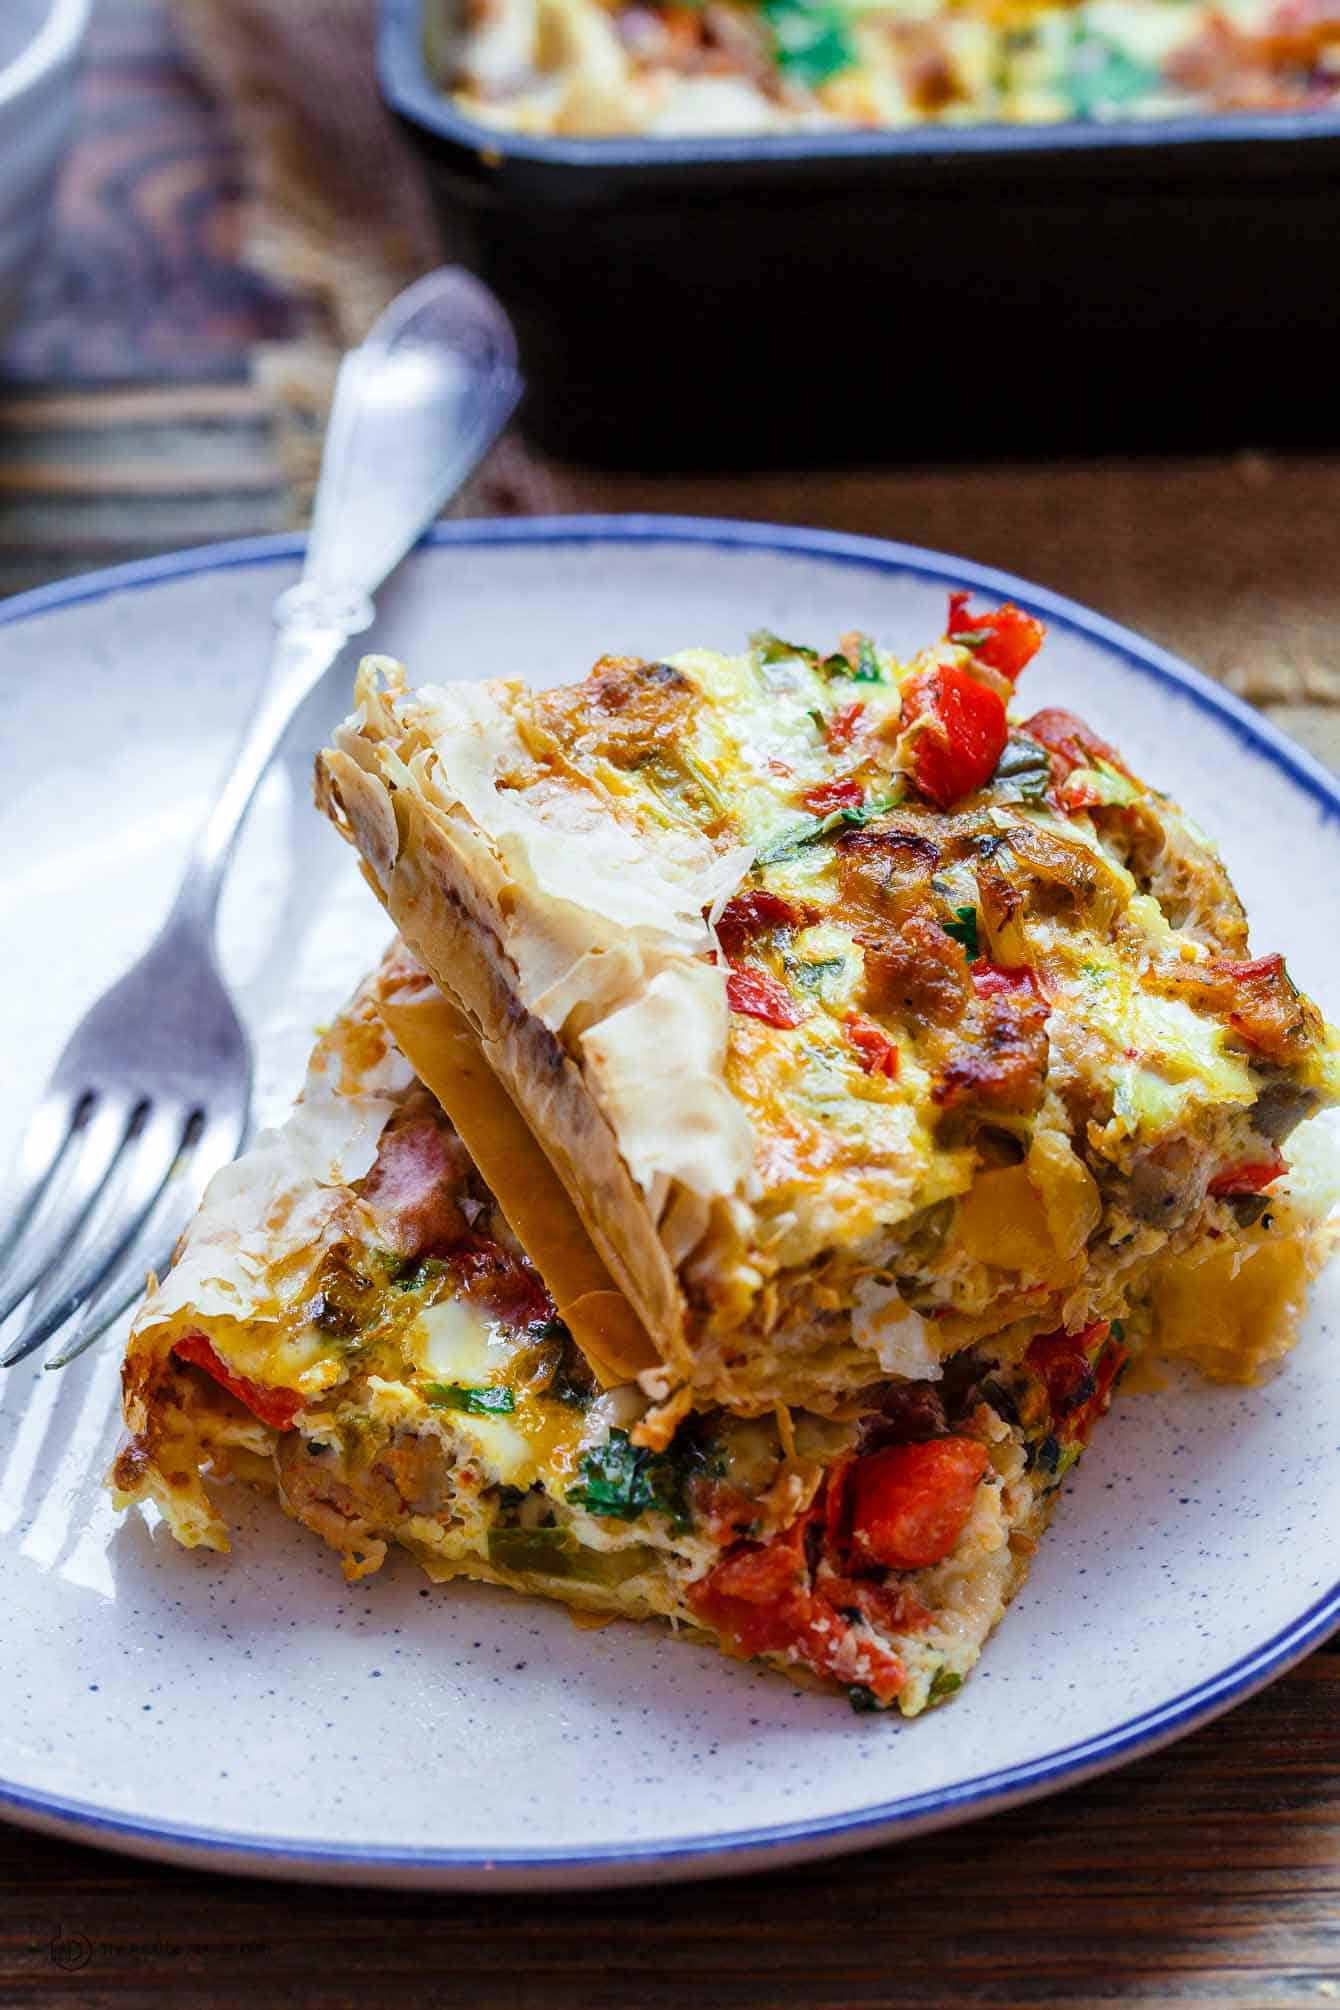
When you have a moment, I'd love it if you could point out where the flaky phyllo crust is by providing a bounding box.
[315,618,1340,1414]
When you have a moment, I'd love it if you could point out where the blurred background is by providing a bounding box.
[1,0,1337,768]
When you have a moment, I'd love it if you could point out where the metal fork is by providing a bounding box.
[0,267,522,1371]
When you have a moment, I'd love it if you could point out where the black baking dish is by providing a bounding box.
[382,0,1340,467]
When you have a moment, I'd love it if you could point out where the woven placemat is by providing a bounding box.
[169,0,556,520]
[169,0,1340,757]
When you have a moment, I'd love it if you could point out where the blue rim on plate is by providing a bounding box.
[3,514,1338,1883]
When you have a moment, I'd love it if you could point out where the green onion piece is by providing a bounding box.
[755,792,903,867]
[486,1526,657,1586]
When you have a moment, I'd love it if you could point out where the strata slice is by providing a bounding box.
[315,598,1340,1415]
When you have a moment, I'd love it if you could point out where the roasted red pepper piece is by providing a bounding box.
[715,888,802,958]
[1208,1152,1286,1197]
[845,1011,899,1079]
[819,1571,934,1639]
[1026,1321,1125,1444]
[1020,707,1127,781]
[970,960,1046,1002]
[172,1333,303,1431]
[1214,954,1306,1061]
[825,701,866,751]
[726,965,807,1028]
[946,591,1045,682]
[1169,951,1317,1067]
[847,1437,990,1572]
[901,664,1008,809]
[686,1510,907,1706]
[802,776,865,815]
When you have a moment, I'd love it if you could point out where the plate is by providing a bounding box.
[2,516,1338,1890]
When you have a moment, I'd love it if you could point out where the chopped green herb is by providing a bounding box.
[785,955,846,991]
[853,635,884,683]
[393,1256,452,1295]
[1066,26,1157,120]
[566,1428,684,1527]
[927,1667,963,1705]
[943,904,979,959]
[846,1683,891,1714]
[761,0,855,88]
[425,1382,516,1417]
[566,1425,717,1534]
[755,793,903,867]
[752,630,818,668]
[807,706,827,735]
[819,651,853,681]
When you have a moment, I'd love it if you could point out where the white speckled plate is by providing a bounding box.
[2,518,1338,1890]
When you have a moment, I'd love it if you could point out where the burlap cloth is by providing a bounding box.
[171,0,1340,767]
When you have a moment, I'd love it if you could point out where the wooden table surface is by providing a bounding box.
[3,5,1339,2004]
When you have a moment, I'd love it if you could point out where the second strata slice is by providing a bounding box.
[315,598,1340,1414]
[112,941,1133,1715]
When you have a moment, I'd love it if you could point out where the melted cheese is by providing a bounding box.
[1149,1228,1311,1383]
[407,1302,588,1488]
[378,983,661,1385]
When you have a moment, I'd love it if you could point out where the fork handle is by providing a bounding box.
[166,611,360,940]
[157,271,521,948]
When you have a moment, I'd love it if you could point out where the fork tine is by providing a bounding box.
[43,1117,241,1371]
[0,1097,133,1330]
[0,1106,194,1369]
[0,1092,82,1270]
